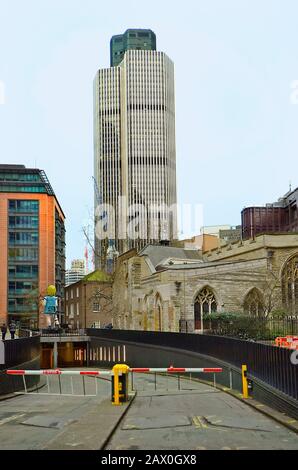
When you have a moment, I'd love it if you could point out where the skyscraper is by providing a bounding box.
[110,29,156,67]
[94,29,177,268]
[0,165,65,329]
[65,259,86,287]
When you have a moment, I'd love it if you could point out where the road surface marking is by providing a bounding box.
[0,414,25,426]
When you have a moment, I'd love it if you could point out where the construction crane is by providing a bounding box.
[92,176,118,273]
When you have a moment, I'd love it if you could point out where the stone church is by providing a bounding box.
[112,234,298,332]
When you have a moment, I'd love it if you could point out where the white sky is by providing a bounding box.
[1,0,298,266]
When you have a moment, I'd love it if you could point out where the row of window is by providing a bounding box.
[8,247,38,260]
[0,172,41,182]
[9,215,38,228]
[8,298,38,312]
[66,287,80,300]
[65,303,101,317]
[9,231,38,245]
[8,200,39,212]
[8,281,38,295]
[8,265,38,278]
[0,185,47,193]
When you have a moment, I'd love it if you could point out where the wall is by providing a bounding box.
[0,336,40,396]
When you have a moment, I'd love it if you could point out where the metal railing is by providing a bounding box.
[40,328,87,337]
[130,368,222,392]
[87,329,298,401]
[204,317,298,340]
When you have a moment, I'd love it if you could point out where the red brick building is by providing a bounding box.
[65,270,112,329]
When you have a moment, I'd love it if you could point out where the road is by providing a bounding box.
[0,373,111,450]
[1,370,298,450]
[106,373,298,450]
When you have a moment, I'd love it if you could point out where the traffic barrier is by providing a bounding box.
[275,336,298,350]
[6,369,112,397]
[7,366,223,404]
[6,369,111,376]
[129,367,222,373]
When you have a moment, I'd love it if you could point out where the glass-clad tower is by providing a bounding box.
[110,29,156,67]
[94,29,177,269]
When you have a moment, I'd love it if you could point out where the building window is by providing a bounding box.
[70,304,74,318]
[76,287,79,298]
[194,287,217,330]
[66,291,68,301]
[93,302,100,312]
[243,288,264,317]
[71,289,73,299]
[282,254,298,315]
[77,303,80,316]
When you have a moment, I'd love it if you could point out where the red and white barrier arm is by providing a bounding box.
[6,369,112,376]
[129,367,222,373]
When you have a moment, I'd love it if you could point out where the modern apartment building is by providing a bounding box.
[94,29,177,268]
[0,164,66,328]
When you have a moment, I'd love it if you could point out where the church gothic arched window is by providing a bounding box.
[194,287,217,330]
[243,288,264,317]
[282,254,298,315]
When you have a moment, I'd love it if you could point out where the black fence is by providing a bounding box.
[87,329,298,402]
[204,317,298,340]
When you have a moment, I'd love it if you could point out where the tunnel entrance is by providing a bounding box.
[41,342,88,368]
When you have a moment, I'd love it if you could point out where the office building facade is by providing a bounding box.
[242,187,298,239]
[94,29,177,268]
[65,259,86,286]
[0,165,65,328]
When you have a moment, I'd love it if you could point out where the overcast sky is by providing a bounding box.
[1,0,298,267]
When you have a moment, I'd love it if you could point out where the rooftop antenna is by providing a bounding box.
[289,180,292,192]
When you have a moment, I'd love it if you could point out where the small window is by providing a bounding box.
[93,302,100,312]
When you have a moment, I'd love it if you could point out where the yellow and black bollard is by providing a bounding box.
[112,364,130,405]
[242,364,249,399]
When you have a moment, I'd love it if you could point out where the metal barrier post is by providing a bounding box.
[229,369,233,389]
[242,364,249,399]
[112,364,130,406]
[22,375,27,394]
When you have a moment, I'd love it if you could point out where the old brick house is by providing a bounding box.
[65,270,112,329]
